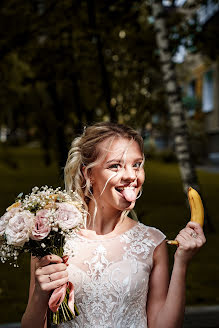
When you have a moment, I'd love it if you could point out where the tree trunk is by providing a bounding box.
[151,0,198,193]
[67,25,89,133]
[151,0,215,231]
[86,0,117,122]
[47,82,69,174]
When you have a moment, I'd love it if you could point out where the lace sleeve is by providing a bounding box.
[144,225,166,269]
[148,226,166,248]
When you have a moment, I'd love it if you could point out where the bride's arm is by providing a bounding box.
[21,254,68,328]
[146,222,206,328]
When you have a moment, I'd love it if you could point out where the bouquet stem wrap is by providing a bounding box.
[49,257,75,315]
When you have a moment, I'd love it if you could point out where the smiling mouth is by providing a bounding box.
[115,186,135,193]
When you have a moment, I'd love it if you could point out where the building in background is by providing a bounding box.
[179,0,219,164]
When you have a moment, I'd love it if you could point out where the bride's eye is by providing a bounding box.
[108,163,121,170]
[133,162,142,169]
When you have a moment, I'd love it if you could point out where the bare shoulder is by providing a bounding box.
[124,216,138,229]
[153,239,168,263]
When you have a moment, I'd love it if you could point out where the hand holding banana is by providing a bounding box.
[167,187,204,246]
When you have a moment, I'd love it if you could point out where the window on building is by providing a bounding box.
[202,70,214,112]
[188,80,195,98]
[185,80,196,116]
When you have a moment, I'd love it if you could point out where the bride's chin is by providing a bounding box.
[120,201,136,211]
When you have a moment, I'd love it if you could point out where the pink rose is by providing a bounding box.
[0,207,21,238]
[5,210,34,247]
[55,202,83,231]
[30,209,51,240]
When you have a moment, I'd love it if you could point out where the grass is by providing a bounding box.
[0,146,61,324]
[0,147,219,324]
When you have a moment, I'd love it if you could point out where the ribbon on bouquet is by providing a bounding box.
[48,256,75,315]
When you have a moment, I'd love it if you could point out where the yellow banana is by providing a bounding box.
[167,187,204,245]
[188,187,204,227]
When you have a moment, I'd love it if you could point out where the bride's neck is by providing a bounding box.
[87,202,123,235]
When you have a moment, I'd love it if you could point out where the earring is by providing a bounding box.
[136,189,142,200]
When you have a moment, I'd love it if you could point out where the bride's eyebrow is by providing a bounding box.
[135,157,144,162]
[106,159,123,164]
[106,157,143,165]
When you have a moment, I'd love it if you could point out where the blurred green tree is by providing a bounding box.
[0,0,169,169]
[0,0,216,178]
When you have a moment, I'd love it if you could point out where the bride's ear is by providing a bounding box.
[82,164,88,181]
[82,165,94,184]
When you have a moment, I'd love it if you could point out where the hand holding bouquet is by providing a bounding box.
[0,186,86,325]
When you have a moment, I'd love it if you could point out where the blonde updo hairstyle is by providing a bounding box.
[64,122,144,213]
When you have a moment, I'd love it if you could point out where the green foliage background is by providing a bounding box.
[0,0,219,324]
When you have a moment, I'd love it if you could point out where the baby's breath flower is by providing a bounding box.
[0,185,86,267]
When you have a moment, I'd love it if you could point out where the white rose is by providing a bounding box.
[55,202,83,231]
[0,208,21,238]
[5,210,34,247]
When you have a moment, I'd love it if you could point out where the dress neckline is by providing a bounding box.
[76,221,140,241]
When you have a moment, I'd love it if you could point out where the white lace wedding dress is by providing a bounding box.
[59,222,165,328]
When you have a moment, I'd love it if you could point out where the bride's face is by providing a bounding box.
[89,137,145,212]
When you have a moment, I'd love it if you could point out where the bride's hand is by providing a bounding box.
[34,254,69,296]
[174,221,206,266]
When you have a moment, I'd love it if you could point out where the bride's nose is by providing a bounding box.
[121,166,136,182]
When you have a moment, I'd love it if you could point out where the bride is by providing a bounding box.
[21,122,206,328]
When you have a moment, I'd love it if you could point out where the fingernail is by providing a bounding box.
[62,255,69,263]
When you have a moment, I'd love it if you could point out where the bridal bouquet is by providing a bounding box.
[0,186,86,325]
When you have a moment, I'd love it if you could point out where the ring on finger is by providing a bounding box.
[191,232,198,239]
[48,275,52,282]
